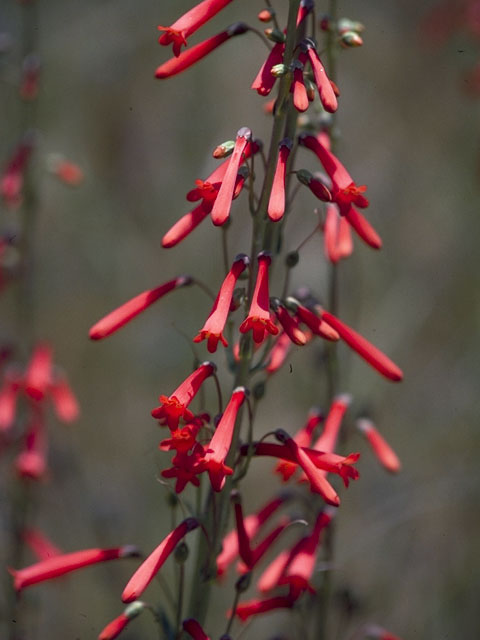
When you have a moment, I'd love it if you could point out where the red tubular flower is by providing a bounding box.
[183,618,211,640]
[268,138,292,221]
[203,387,247,491]
[162,204,211,248]
[89,276,192,340]
[10,545,139,592]
[287,298,339,341]
[151,361,216,430]
[217,494,286,576]
[159,423,201,453]
[252,42,285,96]
[50,374,79,423]
[265,332,292,374]
[271,299,308,346]
[320,311,403,382]
[296,0,314,26]
[157,0,235,56]
[344,205,382,249]
[235,595,294,621]
[22,528,61,561]
[15,414,47,481]
[257,547,291,592]
[161,443,206,493]
[298,133,368,213]
[291,56,309,112]
[156,23,247,78]
[324,204,353,262]
[99,602,145,640]
[194,254,249,352]
[302,39,338,113]
[24,343,53,401]
[356,417,401,473]
[278,509,333,598]
[275,408,323,481]
[312,393,352,454]
[211,127,251,226]
[239,252,279,344]
[122,518,198,603]
[275,430,340,506]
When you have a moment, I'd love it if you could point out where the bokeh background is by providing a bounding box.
[1,0,479,638]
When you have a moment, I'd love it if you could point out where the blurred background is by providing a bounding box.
[1,0,479,638]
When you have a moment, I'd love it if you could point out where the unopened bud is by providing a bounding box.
[337,18,365,35]
[319,15,331,31]
[235,571,252,592]
[258,8,275,23]
[304,77,316,101]
[271,63,287,77]
[174,541,189,564]
[231,287,246,310]
[340,31,363,48]
[213,140,235,158]
[296,168,313,186]
[124,601,146,619]
[253,381,266,400]
[265,27,285,44]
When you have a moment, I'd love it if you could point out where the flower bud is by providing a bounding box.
[174,541,189,564]
[285,251,299,268]
[264,28,285,44]
[235,571,252,592]
[258,8,275,23]
[340,31,363,48]
[213,140,235,158]
[271,63,287,77]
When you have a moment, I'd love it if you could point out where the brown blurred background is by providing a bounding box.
[1,0,479,638]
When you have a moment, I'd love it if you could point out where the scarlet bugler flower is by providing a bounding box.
[99,602,145,640]
[286,297,339,341]
[10,545,139,592]
[239,252,279,344]
[300,39,338,113]
[217,494,287,576]
[194,253,249,352]
[122,518,198,602]
[312,393,352,454]
[356,417,401,473]
[211,127,252,226]
[156,23,248,78]
[291,56,309,112]
[157,0,235,57]
[151,361,216,430]
[183,618,211,640]
[275,407,323,481]
[161,443,206,493]
[251,42,285,96]
[24,342,53,401]
[324,203,353,262]
[320,311,403,382]
[265,332,292,374]
[89,276,192,340]
[268,137,292,221]
[270,298,308,346]
[234,595,294,621]
[202,386,247,491]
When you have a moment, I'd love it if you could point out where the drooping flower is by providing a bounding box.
[156,23,248,78]
[344,204,382,249]
[211,127,252,226]
[98,602,145,640]
[287,298,340,341]
[312,393,352,454]
[24,343,53,401]
[267,138,292,222]
[194,254,249,352]
[161,443,206,493]
[183,618,211,640]
[157,0,235,57]
[324,203,353,262]
[10,545,139,592]
[300,39,338,113]
[320,311,403,381]
[217,494,287,576]
[291,56,309,112]
[161,204,211,248]
[296,169,332,202]
[298,133,369,214]
[265,332,292,374]
[89,276,192,340]
[275,407,323,481]
[122,518,198,602]
[356,417,401,473]
[252,42,285,96]
[49,373,80,423]
[151,361,216,430]
[296,0,315,26]
[239,252,279,344]
[278,509,334,598]
[270,298,308,346]
[202,387,247,491]
[234,595,294,621]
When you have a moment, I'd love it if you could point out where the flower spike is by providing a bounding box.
[10,545,139,592]
[320,311,403,382]
[158,0,235,57]
[211,127,252,226]
[356,417,401,473]
[267,138,292,221]
[152,361,216,430]
[203,387,247,491]
[122,518,198,603]
[239,252,279,344]
[194,254,249,352]
[89,276,192,340]
[155,23,248,79]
